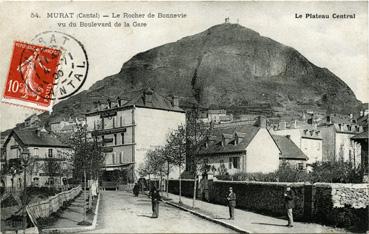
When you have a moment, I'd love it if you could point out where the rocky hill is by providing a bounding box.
[43,23,361,123]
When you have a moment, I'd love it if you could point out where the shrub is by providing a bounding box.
[310,161,363,183]
[215,161,362,183]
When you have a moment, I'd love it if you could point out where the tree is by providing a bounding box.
[185,107,211,208]
[68,125,104,182]
[41,158,62,188]
[147,148,166,189]
[158,145,174,197]
[166,125,187,202]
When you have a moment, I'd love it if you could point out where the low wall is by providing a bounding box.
[26,185,82,220]
[314,183,368,229]
[168,179,369,230]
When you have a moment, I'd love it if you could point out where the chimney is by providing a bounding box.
[143,88,153,105]
[326,115,331,124]
[170,95,179,108]
[257,116,267,128]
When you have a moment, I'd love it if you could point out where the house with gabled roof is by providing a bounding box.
[2,128,72,189]
[271,135,308,170]
[197,117,281,175]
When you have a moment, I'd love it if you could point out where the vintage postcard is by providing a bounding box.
[0,1,368,233]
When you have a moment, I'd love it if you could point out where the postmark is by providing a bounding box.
[2,41,62,111]
[31,31,89,101]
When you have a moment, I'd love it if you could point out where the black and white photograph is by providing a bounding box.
[0,1,368,233]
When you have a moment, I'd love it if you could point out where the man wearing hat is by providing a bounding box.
[284,185,295,227]
[226,187,236,220]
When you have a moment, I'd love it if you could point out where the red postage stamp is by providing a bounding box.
[2,41,62,111]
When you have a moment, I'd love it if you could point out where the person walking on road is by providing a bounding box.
[226,187,236,220]
[133,183,139,197]
[150,186,161,218]
[284,185,295,227]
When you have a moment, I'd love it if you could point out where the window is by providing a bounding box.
[48,149,53,158]
[113,117,115,128]
[120,152,123,164]
[228,158,232,169]
[114,134,117,145]
[112,153,116,164]
[298,163,304,170]
[34,148,39,157]
[120,116,123,127]
[121,133,125,145]
[102,136,105,146]
[232,157,240,169]
[48,178,54,185]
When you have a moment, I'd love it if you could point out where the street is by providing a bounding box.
[85,191,235,233]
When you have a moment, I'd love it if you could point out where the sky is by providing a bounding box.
[0,1,367,131]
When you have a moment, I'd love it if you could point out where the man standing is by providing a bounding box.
[284,186,295,227]
[150,186,161,218]
[226,187,236,220]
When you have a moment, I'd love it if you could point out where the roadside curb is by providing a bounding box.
[41,192,101,233]
[164,200,250,234]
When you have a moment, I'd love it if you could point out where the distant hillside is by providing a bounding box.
[43,23,361,124]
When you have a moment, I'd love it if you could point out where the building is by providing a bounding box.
[199,109,233,124]
[50,117,86,134]
[271,135,308,169]
[2,128,72,188]
[270,125,323,166]
[197,117,281,175]
[85,88,186,185]
[319,123,363,165]
[24,114,42,129]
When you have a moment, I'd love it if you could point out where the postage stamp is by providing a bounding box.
[2,41,62,111]
[2,31,89,111]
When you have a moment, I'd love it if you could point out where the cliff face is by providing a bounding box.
[45,23,361,122]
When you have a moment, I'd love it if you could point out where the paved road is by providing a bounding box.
[85,191,235,233]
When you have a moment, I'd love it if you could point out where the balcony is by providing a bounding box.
[91,127,127,136]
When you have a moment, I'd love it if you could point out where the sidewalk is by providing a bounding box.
[164,193,347,233]
[41,191,99,233]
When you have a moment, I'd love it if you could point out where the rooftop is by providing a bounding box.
[271,135,308,160]
[86,88,184,115]
[351,131,368,140]
[5,129,70,148]
[198,124,260,155]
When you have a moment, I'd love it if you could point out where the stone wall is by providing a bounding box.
[313,183,368,230]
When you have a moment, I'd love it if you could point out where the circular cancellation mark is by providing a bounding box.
[19,31,89,101]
